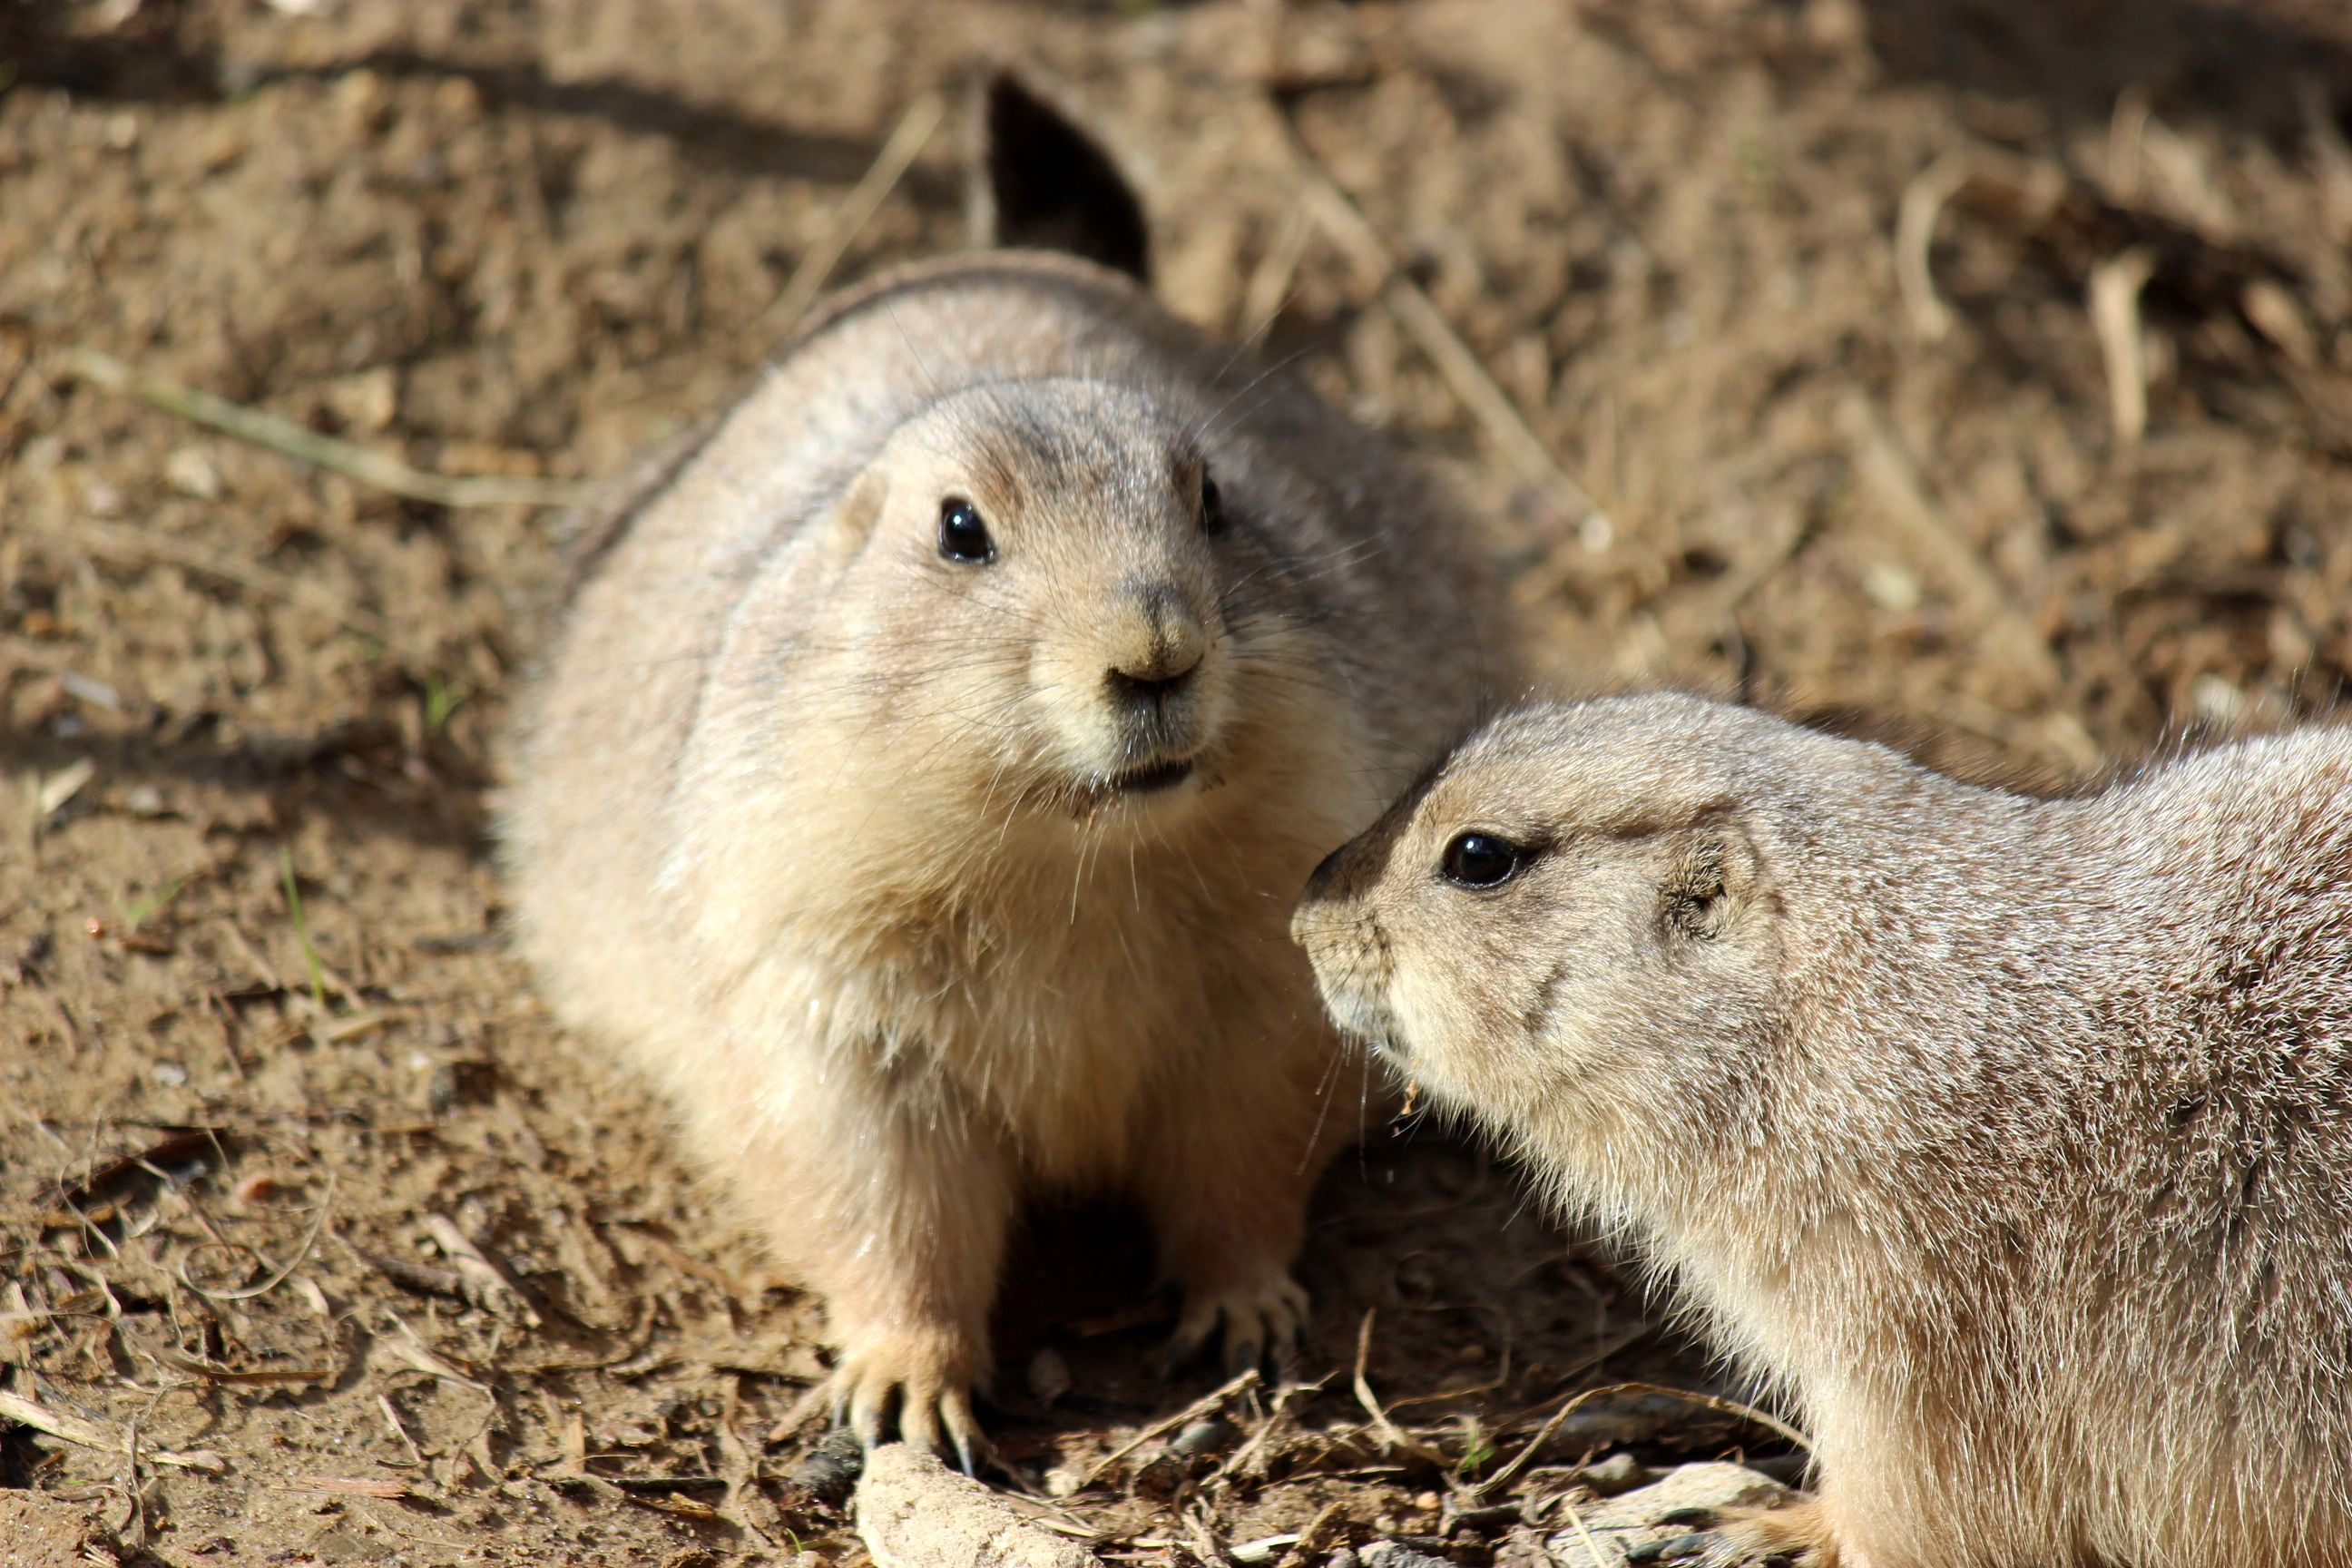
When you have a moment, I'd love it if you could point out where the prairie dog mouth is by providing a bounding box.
[1109,758,1196,795]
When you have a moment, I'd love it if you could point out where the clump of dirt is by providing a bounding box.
[4,0,2350,1563]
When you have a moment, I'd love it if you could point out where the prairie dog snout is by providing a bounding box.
[846,378,1239,806]
[1295,692,2352,1568]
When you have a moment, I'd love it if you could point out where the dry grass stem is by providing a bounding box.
[1896,152,1975,341]
[1598,1380,1811,1452]
[1240,201,1313,343]
[423,1213,543,1326]
[377,1393,426,1466]
[2089,248,2159,446]
[618,1223,750,1299]
[71,518,393,644]
[1350,1309,1450,1466]
[758,92,946,345]
[0,1388,224,1472]
[296,1475,413,1499]
[62,348,588,509]
[1279,108,1602,533]
[1835,391,2101,773]
[177,1169,335,1304]
[376,1313,491,1390]
[1078,1366,1262,1489]
[120,1325,329,1387]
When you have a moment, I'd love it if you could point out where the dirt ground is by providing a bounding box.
[5,0,2352,1563]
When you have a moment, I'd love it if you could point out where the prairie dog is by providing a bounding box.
[1293,692,2352,1568]
[503,76,1500,1460]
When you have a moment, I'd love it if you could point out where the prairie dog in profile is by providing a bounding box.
[503,75,1502,1461]
[1294,692,2352,1568]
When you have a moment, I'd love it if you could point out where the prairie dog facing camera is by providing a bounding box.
[503,74,1503,1462]
[1293,693,2352,1568]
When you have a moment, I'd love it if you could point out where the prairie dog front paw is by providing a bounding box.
[822,1322,985,1472]
[1165,1270,1310,1377]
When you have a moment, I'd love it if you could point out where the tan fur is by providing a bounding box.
[503,249,1500,1455]
[1294,693,2352,1568]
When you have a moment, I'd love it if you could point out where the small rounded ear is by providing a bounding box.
[819,466,890,564]
[967,69,1150,282]
[1661,821,1760,942]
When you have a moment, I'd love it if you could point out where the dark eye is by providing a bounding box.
[1441,832,1523,889]
[937,498,994,564]
[1200,471,1227,536]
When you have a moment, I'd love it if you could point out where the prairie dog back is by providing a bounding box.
[505,77,1503,1460]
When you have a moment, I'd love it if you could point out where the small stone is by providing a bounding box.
[1025,1346,1071,1406]
[1041,1465,1083,1498]
[1585,1462,1788,1529]
[1578,1452,1648,1496]
[1169,1416,1237,1457]
[855,1444,1093,1568]
[1548,1462,1788,1567]
[1358,1543,1453,1568]
[320,368,398,434]
[1863,562,1921,613]
[165,446,223,500]
[152,1061,188,1086]
[789,1428,864,1507]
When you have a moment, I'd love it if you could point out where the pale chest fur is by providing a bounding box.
[680,803,1355,1185]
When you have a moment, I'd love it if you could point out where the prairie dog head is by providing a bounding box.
[1291,695,1812,1186]
[805,375,1304,827]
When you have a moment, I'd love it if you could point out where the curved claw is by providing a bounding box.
[1165,1274,1312,1379]
[848,1377,890,1454]
[826,1355,984,1467]
[1162,1308,1218,1380]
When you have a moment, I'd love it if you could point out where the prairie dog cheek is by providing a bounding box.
[1383,946,1519,1102]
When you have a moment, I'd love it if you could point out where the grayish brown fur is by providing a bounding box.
[503,201,1500,1451]
[1294,692,2352,1568]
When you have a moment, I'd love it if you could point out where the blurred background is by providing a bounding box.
[2,0,2349,1563]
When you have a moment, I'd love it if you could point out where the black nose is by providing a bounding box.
[1106,656,1198,705]
[1305,840,1351,900]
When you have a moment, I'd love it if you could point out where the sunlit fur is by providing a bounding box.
[504,250,1500,1456]
[1295,693,2352,1568]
